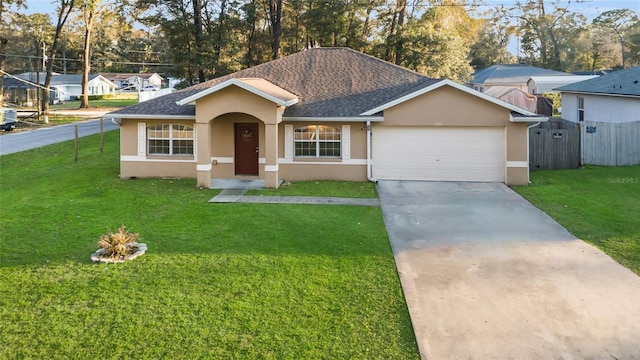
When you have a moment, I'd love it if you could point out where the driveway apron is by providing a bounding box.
[377,181,640,360]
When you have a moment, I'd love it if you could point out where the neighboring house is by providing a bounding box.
[556,66,640,166]
[527,75,599,94]
[3,73,116,104]
[556,67,640,124]
[469,64,571,93]
[100,73,163,90]
[107,48,547,189]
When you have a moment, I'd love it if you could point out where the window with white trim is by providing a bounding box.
[147,124,194,155]
[294,125,341,157]
[577,97,585,122]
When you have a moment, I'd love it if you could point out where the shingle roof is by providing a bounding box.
[471,64,571,85]
[555,66,640,97]
[48,74,101,86]
[109,48,441,118]
[3,74,103,87]
[100,73,162,80]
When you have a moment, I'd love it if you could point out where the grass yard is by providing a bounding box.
[514,165,640,275]
[49,98,139,110]
[0,131,419,359]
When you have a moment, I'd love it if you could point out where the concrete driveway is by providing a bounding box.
[377,181,640,360]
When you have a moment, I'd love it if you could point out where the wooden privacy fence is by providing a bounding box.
[581,120,640,166]
[529,118,580,170]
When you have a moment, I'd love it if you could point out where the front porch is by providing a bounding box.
[183,78,298,190]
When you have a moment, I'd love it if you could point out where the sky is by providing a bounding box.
[17,0,640,56]
[21,0,640,19]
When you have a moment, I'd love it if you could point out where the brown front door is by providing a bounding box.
[234,123,259,175]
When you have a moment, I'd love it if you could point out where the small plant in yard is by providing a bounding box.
[93,225,145,262]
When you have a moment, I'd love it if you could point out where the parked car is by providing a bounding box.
[0,108,17,131]
[141,85,159,91]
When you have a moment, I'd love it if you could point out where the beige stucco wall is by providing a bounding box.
[119,118,197,179]
[277,121,368,182]
[195,86,283,125]
[382,86,530,186]
[279,164,367,182]
[121,161,196,178]
[383,86,509,127]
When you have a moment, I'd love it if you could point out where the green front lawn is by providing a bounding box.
[0,132,418,359]
[514,166,640,275]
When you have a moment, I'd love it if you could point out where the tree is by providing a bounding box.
[470,6,517,69]
[0,0,26,102]
[517,0,588,71]
[42,0,75,117]
[574,26,617,71]
[77,0,124,108]
[627,24,640,66]
[401,1,479,82]
[593,9,640,68]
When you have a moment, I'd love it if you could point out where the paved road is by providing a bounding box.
[378,181,640,360]
[0,118,119,156]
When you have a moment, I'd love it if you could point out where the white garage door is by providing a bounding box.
[373,126,505,182]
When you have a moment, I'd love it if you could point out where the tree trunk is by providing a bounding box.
[0,36,7,102]
[394,0,406,65]
[192,0,205,83]
[361,0,376,50]
[212,0,227,75]
[268,0,283,60]
[80,11,94,109]
[619,33,626,68]
[43,0,75,114]
[244,0,257,67]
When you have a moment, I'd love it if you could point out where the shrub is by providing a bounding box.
[97,225,140,259]
[88,94,114,101]
[541,92,561,115]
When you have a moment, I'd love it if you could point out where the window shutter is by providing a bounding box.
[341,125,350,160]
[285,125,293,159]
[137,122,146,157]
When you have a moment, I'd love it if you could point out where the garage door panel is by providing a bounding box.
[373,127,505,182]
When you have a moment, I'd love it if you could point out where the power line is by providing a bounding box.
[0,53,175,67]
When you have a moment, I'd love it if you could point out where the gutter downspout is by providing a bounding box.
[366,121,377,183]
[111,117,121,126]
[526,121,541,183]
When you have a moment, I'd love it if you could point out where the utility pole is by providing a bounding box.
[35,44,40,122]
[42,41,48,124]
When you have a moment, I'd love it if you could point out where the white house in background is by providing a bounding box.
[100,73,163,90]
[555,67,640,123]
[468,64,571,93]
[556,67,640,166]
[4,73,116,104]
[49,74,116,101]
[527,75,599,94]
